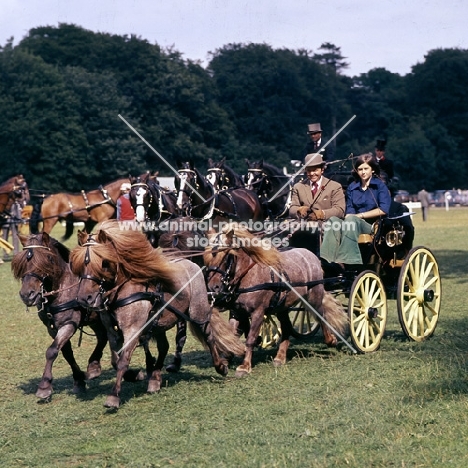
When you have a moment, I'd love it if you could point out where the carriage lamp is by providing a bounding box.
[385,224,405,248]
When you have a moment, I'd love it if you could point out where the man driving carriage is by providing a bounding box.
[288,152,345,256]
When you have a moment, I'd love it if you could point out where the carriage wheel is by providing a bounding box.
[258,315,282,349]
[289,301,320,339]
[348,270,387,353]
[397,247,441,341]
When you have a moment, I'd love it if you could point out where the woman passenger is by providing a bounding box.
[320,153,392,268]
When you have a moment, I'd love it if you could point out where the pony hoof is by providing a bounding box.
[72,381,87,394]
[165,363,181,373]
[104,395,120,409]
[215,364,229,377]
[235,367,251,378]
[273,358,285,367]
[147,380,161,394]
[36,386,53,400]
[86,362,102,380]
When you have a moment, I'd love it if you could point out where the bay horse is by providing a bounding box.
[70,220,245,409]
[245,160,292,220]
[29,177,130,240]
[204,223,348,377]
[10,232,138,400]
[206,157,245,192]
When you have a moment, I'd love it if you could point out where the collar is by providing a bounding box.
[309,176,323,188]
[348,176,380,191]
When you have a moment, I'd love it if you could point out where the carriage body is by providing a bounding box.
[275,210,441,353]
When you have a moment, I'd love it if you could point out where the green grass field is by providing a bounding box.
[1,207,468,467]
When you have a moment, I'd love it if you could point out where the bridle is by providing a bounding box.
[206,167,229,192]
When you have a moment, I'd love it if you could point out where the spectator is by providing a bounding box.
[418,187,431,221]
[116,183,135,221]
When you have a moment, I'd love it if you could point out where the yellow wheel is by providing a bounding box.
[349,270,387,353]
[258,315,282,349]
[397,247,441,341]
[289,302,320,339]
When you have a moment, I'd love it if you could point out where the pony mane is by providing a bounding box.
[11,233,69,285]
[205,223,281,268]
[70,220,181,289]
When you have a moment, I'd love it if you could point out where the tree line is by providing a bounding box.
[0,23,467,195]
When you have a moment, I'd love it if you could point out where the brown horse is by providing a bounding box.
[204,223,348,377]
[10,232,120,400]
[0,174,29,215]
[70,220,245,409]
[29,177,130,240]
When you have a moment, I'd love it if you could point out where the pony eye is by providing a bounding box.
[102,260,111,269]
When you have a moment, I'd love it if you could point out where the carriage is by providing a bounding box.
[256,211,441,354]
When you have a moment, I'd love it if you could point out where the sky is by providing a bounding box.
[1,0,467,77]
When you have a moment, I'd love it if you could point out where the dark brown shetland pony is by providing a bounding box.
[175,160,263,228]
[204,223,348,377]
[10,232,123,400]
[70,220,245,409]
[29,177,130,240]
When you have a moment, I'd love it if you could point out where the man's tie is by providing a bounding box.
[311,182,318,198]
[314,142,318,151]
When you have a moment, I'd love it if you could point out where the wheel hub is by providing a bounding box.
[367,307,378,319]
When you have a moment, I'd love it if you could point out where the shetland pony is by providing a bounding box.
[204,223,348,377]
[245,160,292,220]
[206,157,245,192]
[11,233,117,400]
[70,220,245,409]
[175,160,262,227]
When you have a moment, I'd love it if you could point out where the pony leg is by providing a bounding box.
[235,310,264,377]
[105,339,139,409]
[166,320,186,373]
[273,312,292,367]
[85,321,108,380]
[147,332,170,394]
[36,324,86,400]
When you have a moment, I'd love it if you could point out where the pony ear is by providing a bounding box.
[97,229,109,244]
[19,234,28,247]
[77,230,88,246]
[143,172,150,183]
[41,231,51,246]
[208,158,213,166]
[245,159,250,167]
[220,157,226,164]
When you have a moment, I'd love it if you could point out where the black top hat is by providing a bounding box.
[375,139,387,151]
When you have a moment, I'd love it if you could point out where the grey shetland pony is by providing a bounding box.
[204,223,348,377]
[70,220,245,409]
[11,233,123,400]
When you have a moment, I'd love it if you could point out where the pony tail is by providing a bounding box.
[188,308,245,358]
[321,291,348,336]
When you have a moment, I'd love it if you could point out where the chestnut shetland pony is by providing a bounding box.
[70,221,245,409]
[204,224,348,377]
[0,174,29,215]
[10,232,116,400]
[29,177,130,241]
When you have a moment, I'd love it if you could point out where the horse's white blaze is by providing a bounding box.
[135,187,147,222]
[176,174,187,209]
[246,172,254,190]
[206,172,216,186]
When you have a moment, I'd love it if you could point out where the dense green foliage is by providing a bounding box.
[1,24,468,193]
[1,207,468,467]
